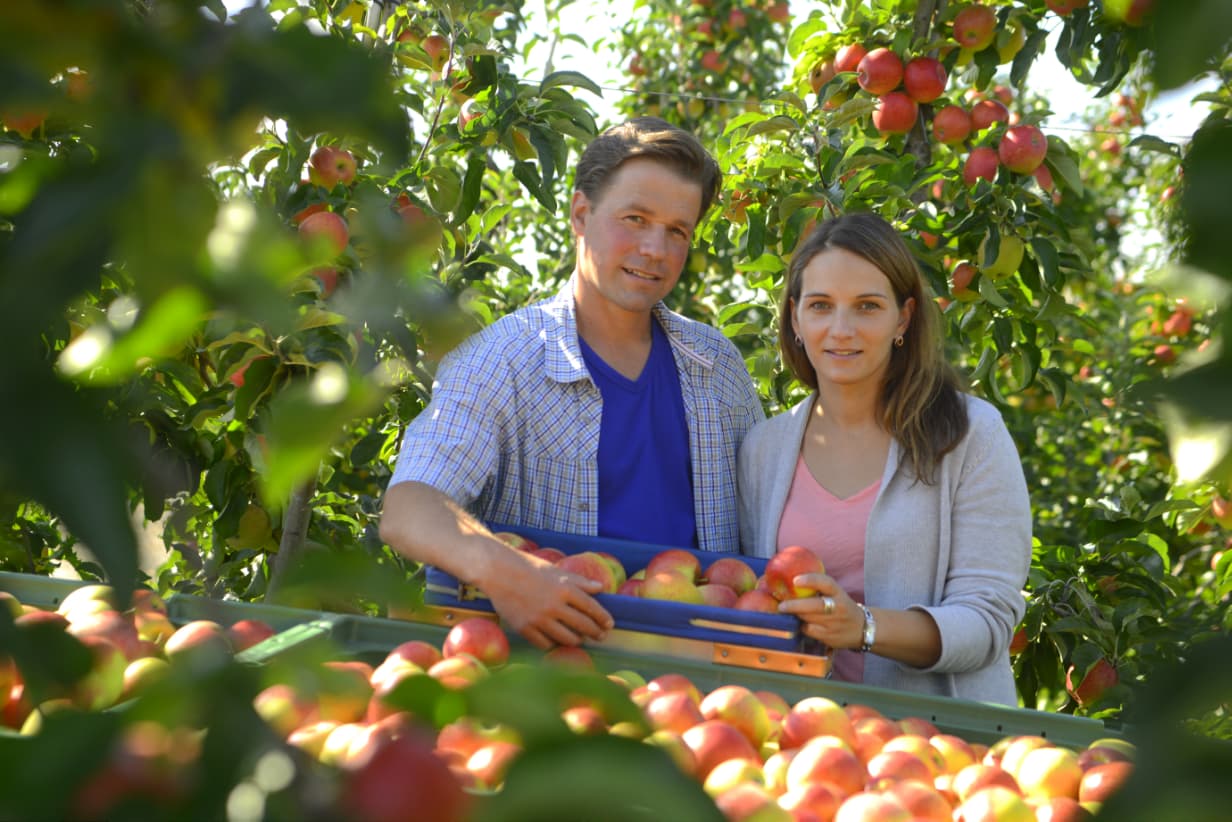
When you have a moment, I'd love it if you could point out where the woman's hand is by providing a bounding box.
[776,572,865,651]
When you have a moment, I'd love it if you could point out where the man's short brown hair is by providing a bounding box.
[573,117,722,223]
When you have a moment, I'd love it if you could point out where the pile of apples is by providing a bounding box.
[0,584,277,733]
[495,532,827,613]
[251,614,1135,822]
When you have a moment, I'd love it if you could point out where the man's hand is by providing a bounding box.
[482,549,614,650]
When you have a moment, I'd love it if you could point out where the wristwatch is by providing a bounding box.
[858,604,876,653]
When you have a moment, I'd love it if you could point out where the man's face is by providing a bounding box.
[571,157,704,322]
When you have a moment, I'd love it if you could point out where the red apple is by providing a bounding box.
[642,570,704,604]
[616,578,645,597]
[683,719,761,780]
[778,781,842,820]
[163,620,232,668]
[701,50,726,73]
[531,546,566,563]
[780,696,855,750]
[934,104,972,144]
[543,645,594,669]
[963,147,999,186]
[298,211,349,257]
[698,583,739,609]
[1078,760,1132,803]
[344,733,470,822]
[735,590,780,613]
[1065,658,1117,707]
[644,672,702,704]
[557,551,621,593]
[857,48,904,96]
[1162,307,1193,337]
[466,739,522,790]
[1033,796,1094,822]
[700,685,775,749]
[308,146,357,189]
[644,690,706,735]
[1045,0,1090,16]
[867,748,934,786]
[903,56,947,103]
[998,124,1047,173]
[442,617,509,668]
[786,737,866,797]
[704,557,758,594]
[645,548,702,582]
[952,4,998,51]
[67,610,143,662]
[834,43,869,74]
[930,733,978,774]
[884,779,953,821]
[226,619,276,653]
[970,99,1010,131]
[428,654,488,690]
[953,784,1034,822]
[380,640,442,674]
[809,58,838,95]
[1016,746,1082,801]
[952,763,1021,801]
[420,33,450,72]
[872,91,919,134]
[765,545,826,601]
[492,531,538,552]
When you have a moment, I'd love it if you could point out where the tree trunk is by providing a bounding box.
[264,477,317,602]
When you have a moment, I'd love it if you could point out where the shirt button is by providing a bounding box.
[578,503,590,511]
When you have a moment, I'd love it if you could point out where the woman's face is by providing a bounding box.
[791,247,914,393]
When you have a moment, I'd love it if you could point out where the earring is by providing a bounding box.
[795,334,804,347]
[894,335,904,348]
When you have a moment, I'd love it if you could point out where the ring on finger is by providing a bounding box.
[821,595,835,616]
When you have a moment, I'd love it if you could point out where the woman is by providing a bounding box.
[738,212,1031,705]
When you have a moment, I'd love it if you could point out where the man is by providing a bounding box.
[380,117,763,649]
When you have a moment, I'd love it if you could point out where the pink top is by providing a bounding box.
[776,454,879,684]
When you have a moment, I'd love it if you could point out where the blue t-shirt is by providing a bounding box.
[578,321,697,549]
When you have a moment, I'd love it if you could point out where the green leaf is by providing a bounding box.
[747,115,800,137]
[1127,135,1181,156]
[978,275,1009,308]
[512,161,556,212]
[1045,148,1084,198]
[538,70,603,97]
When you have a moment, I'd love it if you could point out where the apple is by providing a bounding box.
[834,43,868,74]
[344,733,471,822]
[1045,0,1090,15]
[777,781,842,819]
[163,620,232,669]
[298,211,349,258]
[457,98,483,131]
[716,783,791,822]
[1016,746,1082,801]
[644,690,705,735]
[531,546,566,563]
[867,748,934,786]
[467,739,522,790]
[951,262,978,296]
[1077,760,1132,803]
[315,660,375,725]
[1065,658,1117,707]
[903,56,947,103]
[420,33,450,72]
[786,737,866,796]
[701,685,775,749]
[129,588,167,615]
[701,50,726,73]
[872,91,919,135]
[642,570,704,604]
[952,763,1021,802]
[970,99,1010,132]
[683,720,761,780]
[1152,343,1176,365]
[67,609,143,662]
[882,733,944,774]
[765,545,826,601]
[1162,307,1193,337]
[616,578,644,597]
[953,784,1034,822]
[1103,0,1154,26]
[1,109,48,139]
[442,617,509,668]
[492,531,538,552]
[645,548,702,581]
[734,590,780,613]
[754,690,790,723]
[884,779,953,821]
[952,4,998,51]
[933,105,973,144]
[436,717,519,761]
[71,636,128,710]
[930,733,978,774]
[979,235,1024,279]
[698,583,739,609]
[809,58,838,95]
[963,147,999,186]
[897,716,940,738]
[380,639,442,674]
[998,736,1053,780]
[557,551,621,594]
[998,125,1047,173]
[704,557,758,594]
[1033,796,1094,821]
[254,683,317,736]
[226,618,276,653]
[704,757,766,797]
[833,791,912,822]
[779,696,855,750]
[308,146,357,189]
[561,704,608,737]
[594,552,627,588]
[120,656,169,702]
[428,653,488,690]
[644,728,697,776]
[857,48,904,96]
[644,672,702,705]
[58,584,119,619]
[287,720,340,759]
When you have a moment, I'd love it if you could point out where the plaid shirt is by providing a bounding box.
[389,283,764,553]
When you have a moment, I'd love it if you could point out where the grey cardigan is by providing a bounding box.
[737,393,1031,706]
